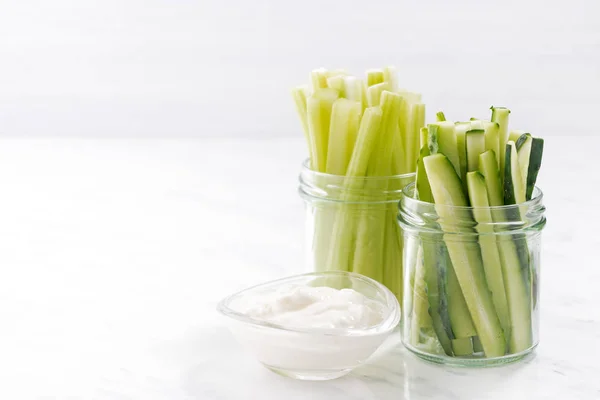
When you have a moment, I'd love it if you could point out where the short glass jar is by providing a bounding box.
[398,182,546,366]
[298,159,414,301]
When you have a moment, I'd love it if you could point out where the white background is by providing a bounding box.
[0,0,598,138]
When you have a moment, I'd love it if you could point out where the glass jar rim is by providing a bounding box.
[299,158,416,204]
[401,182,544,212]
[300,158,415,182]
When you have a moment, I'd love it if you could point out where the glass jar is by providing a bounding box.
[298,159,415,301]
[398,182,546,366]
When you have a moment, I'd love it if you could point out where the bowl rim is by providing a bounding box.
[216,271,400,337]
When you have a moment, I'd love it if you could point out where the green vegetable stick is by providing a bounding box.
[343,76,363,106]
[367,82,391,107]
[407,103,426,173]
[353,92,402,280]
[291,86,311,161]
[383,66,399,92]
[411,245,434,346]
[310,68,329,91]
[326,99,362,175]
[326,107,383,272]
[423,153,506,357]
[436,111,446,122]
[326,75,346,96]
[306,88,340,172]
[491,106,511,181]
[366,69,385,87]
[467,171,511,344]
[483,122,500,163]
[420,127,428,149]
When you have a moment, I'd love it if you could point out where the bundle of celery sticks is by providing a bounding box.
[409,108,544,358]
[293,67,424,298]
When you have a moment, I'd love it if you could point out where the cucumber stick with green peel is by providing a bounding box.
[422,241,454,356]
[445,246,477,356]
[466,129,486,172]
[423,153,506,357]
[491,107,511,181]
[481,146,534,353]
[428,122,461,176]
[466,172,511,344]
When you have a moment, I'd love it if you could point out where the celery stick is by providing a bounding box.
[367,69,385,86]
[491,107,511,181]
[353,92,402,280]
[407,103,426,173]
[415,145,432,202]
[325,107,383,272]
[391,124,407,175]
[326,75,346,96]
[383,212,403,300]
[367,82,391,107]
[310,68,329,91]
[346,107,384,177]
[306,88,340,172]
[326,99,362,175]
[325,69,348,78]
[383,66,399,92]
[420,127,428,149]
[436,111,446,122]
[397,90,422,104]
[343,76,363,106]
[291,86,312,161]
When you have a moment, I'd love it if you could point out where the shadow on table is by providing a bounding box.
[158,324,536,400]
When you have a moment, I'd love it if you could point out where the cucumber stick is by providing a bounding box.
[508,131,544,201]
[525,138,543,200]
[416,146,433,203]
[445,247,476,356]
[502,141,534,352]
[466,130,485,172]
[428,122,460,176]
[478,151,504,207]
[491,107,510,181]
[423,153,506,357]
[466,172,511,344]
[422,241,454,356]
[504,141,526,207]
[455,123,469,194]
[411,246,434,346]
[482,147,533,353]
[483,122,500,160]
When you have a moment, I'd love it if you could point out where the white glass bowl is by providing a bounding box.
[217,271,400,380]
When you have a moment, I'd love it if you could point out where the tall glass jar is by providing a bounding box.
[398,182,546,366]
[298,159,414,301]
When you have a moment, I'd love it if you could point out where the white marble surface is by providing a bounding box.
[0,138,598,399]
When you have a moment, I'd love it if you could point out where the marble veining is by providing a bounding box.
[0,138,598,399]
